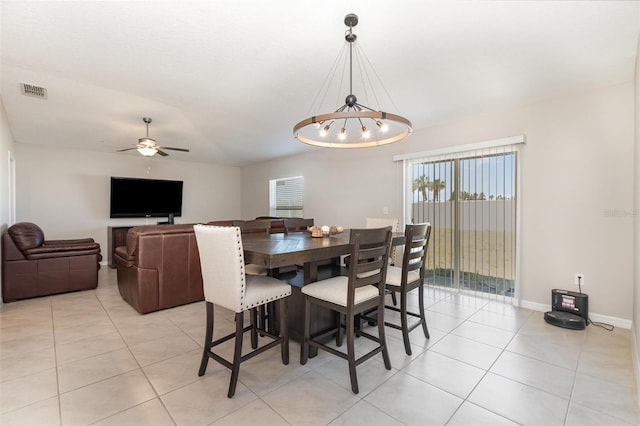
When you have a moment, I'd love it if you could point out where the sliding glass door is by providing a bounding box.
[405,144,518,300]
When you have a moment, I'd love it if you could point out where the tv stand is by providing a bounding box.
[157,213,175,225]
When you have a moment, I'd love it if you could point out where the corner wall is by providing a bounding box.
[632,32,640,405]
[242,83,636,322]
[0,99,16,232]
[1,99,17,305]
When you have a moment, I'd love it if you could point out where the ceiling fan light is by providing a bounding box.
[118,117,189,157]
[137,146,157,156]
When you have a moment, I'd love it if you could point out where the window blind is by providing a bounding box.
[269,176,304,218]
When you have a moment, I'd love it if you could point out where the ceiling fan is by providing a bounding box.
[117,117,190,157]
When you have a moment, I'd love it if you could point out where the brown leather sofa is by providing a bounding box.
[2,222,102,302]
[113,219,286,314]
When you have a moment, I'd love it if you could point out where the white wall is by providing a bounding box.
[241,143,404,223]
[242,83,636,321]
[13,143,241,256]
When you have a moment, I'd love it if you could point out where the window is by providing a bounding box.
[269,176,304,218]
[396,136,523,301]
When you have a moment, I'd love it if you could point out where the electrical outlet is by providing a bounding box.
[574,273,585,287]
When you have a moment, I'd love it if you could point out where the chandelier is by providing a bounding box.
[293,13,412,148]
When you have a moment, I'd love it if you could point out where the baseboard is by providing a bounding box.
[632,326,640,408]
[519,299,632,329]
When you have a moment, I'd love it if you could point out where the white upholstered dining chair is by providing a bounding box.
[193,224,292,398]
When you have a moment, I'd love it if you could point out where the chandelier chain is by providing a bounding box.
[305,45,347,117]
[357,44,403,115]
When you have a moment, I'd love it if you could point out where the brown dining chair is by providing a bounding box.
[232,219,270,276]
[283,218,315,273]
[365,217,402,263]
[193,224,291,398]
[283,218,314,234]
[381,222,432,355]
[300,227,392,394]
[365,217,401,306]
[233,219,272,235]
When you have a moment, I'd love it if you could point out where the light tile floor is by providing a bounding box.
[1,268,638,425]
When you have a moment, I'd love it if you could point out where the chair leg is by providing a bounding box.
[354,313,363,337]
[258,305,267,336]
[280,298,289,365]
[336,312,344,347]
[250,308,258,349]
[198,302,214,376]
[400,290,412,356]
[346,313,359,394]
[378,301,392,370]
[418,283,430,339]
[228,312,244,398]
[391,291,398,306]
[300,298,310,365]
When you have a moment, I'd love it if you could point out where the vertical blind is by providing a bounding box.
[269,176,304,218]
[396,136,523,302]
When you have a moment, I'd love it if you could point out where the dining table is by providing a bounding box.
[241,229,405,346]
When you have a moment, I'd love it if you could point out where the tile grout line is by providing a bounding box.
[50,296,64,426]
[438,297,524,425]
[93,288,179,426]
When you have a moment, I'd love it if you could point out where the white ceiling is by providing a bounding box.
[1,1,638,166]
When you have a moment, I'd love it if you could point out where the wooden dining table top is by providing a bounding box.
[242,230,404,271]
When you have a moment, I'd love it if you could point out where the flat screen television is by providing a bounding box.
[110,177,183,218]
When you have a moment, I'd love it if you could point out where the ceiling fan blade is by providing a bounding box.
[116,147,137,152]
[159,147,190,152]
[156,149,169,157]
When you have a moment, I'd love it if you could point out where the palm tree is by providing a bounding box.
[412,176,430,201]
[429,179,447,202]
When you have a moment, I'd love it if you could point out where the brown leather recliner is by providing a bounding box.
[2,222,102,302]
[114,224,207,314]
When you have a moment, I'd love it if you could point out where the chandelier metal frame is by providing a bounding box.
[293,13,412,148]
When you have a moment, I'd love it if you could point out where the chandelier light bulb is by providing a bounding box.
[376,121,389,132]
[339,128,347,140]
[362,126,370,139]
[319,124,331,137]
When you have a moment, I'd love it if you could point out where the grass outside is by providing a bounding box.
[425,227,515,296]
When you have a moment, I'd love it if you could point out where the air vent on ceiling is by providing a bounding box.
[19,83,47,99]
